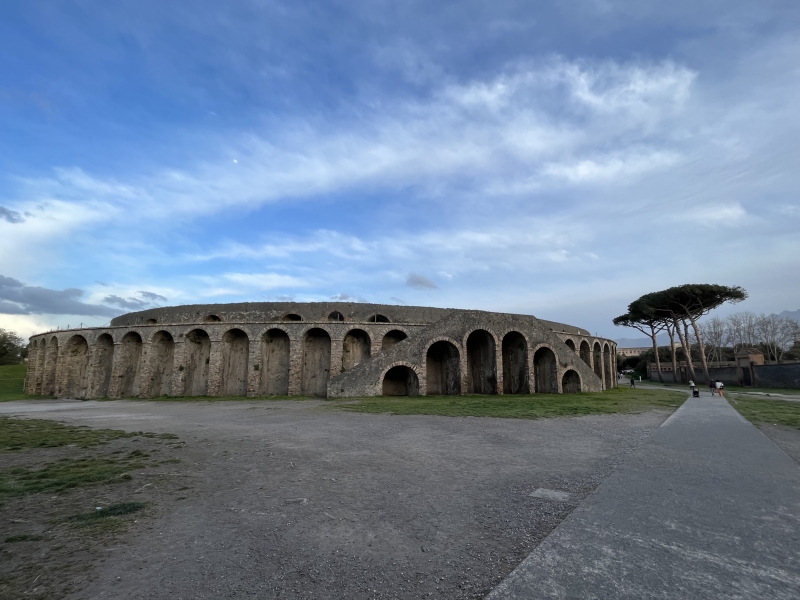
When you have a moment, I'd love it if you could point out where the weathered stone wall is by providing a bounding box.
[28,303,615,399]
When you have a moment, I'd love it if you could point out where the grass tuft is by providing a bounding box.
[0,416,135,452]
[66,502,146,522]
[4,534,45,543]
[330,387,686,420]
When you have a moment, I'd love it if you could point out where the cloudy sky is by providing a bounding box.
[1,1,799,340]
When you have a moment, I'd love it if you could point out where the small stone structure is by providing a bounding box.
[25,303,617,399]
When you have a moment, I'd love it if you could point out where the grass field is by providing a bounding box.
[330,387,687,420]
[728,396,800,430]
[0,364,28,401]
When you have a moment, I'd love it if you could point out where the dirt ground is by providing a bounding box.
[1,399,679,599]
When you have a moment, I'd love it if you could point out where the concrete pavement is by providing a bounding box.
[486,394,800,599]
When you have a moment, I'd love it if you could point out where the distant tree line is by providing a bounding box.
[614,284,747,384]
[698,312,799,364]
[0,328,26,366]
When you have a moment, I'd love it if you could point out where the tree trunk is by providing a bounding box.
[650,324,664,383]
[673,318,696,382]
[689,315,710,384]
[666,322,679,383]
[682,320,699,382]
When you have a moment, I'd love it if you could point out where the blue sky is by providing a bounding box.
[1,0,799,339]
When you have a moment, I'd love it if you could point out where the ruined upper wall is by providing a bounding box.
[108,301,591,336]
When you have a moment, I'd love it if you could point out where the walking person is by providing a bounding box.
[716,380,725,397]
[630,375,636,388]
[709,379,717,395]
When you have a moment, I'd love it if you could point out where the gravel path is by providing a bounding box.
[0,399,671,599]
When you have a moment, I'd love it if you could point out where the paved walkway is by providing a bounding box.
[486,395,800,599]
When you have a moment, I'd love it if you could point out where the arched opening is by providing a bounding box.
[185,329,211,396]
[579,341,591,367]
[502,332,529,394]
[91,334,115,398]
[146,318,158,325]
[564,339,576,352]
[382,330,408,351]
[593,342,603,381]
[466,330,497,394]
[562,370,581,394]
[42,337,59,396]
[369,314,390,323]
[63,335,89,399]
[425,341,460,395]
[533,347,558,394]
[119,332,143,397]
[382,366,420,396]
[342,329,370,371]
[148,331,175,397]
[282,313,302,322]
[203,314,222,322]
[328,311,344,322]
[603,344,613,389]
[220,329,249,396]
[260,329,290,395]
[302,328,331,396]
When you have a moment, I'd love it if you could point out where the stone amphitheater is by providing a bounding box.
[24,303,618,399]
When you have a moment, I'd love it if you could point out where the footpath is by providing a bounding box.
[486,395,800,599]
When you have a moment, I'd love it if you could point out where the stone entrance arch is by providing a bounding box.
[502,331,529,394]
[342,329,370,371]
[220,329,249,396]
[185,329,211,396]
[565,339,576,352]
[62,335,89,399]
[467,330,497,394]
[90,334,115,398]
[382,365,419,396]
[580,341,591,368]
[533,347,558,394]
[593,342,603,381]
[119,332,143,397]
[260,329,290,395]
[562,369,581,393]
[426,341,460,395]
[302,328,331,397]
[603,344,613,389]
[149,331,175,397]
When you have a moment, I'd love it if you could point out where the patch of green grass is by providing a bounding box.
[66,502,146,523]
[0,416,135,452]
[0,364,36,402]
[728,396,800,430]
[100,394,316,402]
[0,456,145,501]
[4,534,45,543]
[331,387,686,420]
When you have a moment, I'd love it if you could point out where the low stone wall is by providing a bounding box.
[754,363,800,389]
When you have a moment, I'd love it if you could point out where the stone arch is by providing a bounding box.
[382,364,420,396]
[533,346,558,394]
[328,311,344,322]
[579,340,591,368]
[260,329,290,395]
[119,332,143,397]
[220,329,249,396]
[185,329,211,396]
[502,331,529,394]
[369,314,390,323]
[603,342,613,389]
[302,328,331,397]
[91,334,115,398]
[146,318,158,324]
[564,339,576,352]
[466,329,497,394]
[282,313,303,322]
[562,370,581,394]
[342,329,371,371]
[382,329,408,351]
[62,335,89,399]
[425,340,460,395]
[203,314,222,322]
[148,331,175,397]
[593,342,603,380]
[42,337,59,395]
